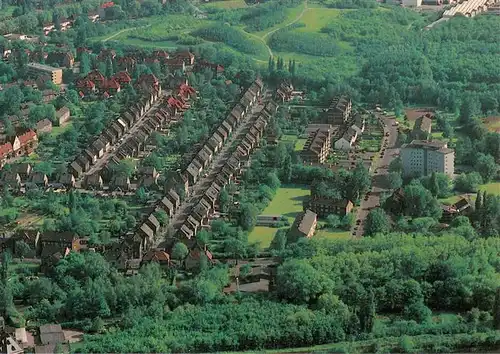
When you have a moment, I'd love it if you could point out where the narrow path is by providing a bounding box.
[248,0,309,61]
[261,0,309,40]
[102,24,151,42]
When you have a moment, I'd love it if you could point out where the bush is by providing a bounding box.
[454,172,483,193]
[269,26,343,57]
[192,25,265,55]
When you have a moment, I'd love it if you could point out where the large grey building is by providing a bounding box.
[401,140,454,177]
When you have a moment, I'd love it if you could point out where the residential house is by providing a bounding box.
[287,210,317,243]
[203,185,220,210]
[146,213,161,234]
[185,159,203,185]
[231,104,245,123]
[184,246,214,271]
[29,172,49,188]
[142,249,170,268]
[256,215,284,227]
[303,197,354,217]
[76,78,96,97]
[175,50,195,66]
[301,126,332,164]
[58,172,75,189]
[112,175,131,191]
[36,119,53,134]
[186,215,200,234]
[276,81,294,102]
[0,142,13,168]
[440,197,472,223]
[112,71,132,86]
[207,132,223,154]
[351,113,365,135]
[136,73,161,95]
[70,154,90,177]
[167,189,181,209]
[159,197,175,217]
[264,100,279,115]
[101,78,121,95]
[83,173,103,190]
[56,107,71,126]
[334,127,358,151]
[90,138,107,159]
[11,129,38,156]
[39,231,83,253]
[178,223,194,240]
[164,171,189,198]
[39,324,65,346]
[328,96,352,125]
[11,163,32,181]
[195,146,213,169]
[137,223,155,250]
[221,120,233,137]
[86,70,105,88]
[192,198,211,225]
[411,114,433,140]
[0,171,21,189]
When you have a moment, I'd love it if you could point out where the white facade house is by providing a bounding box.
[351,114,365,135]
[334,127,358,151]
[401,140,455,177]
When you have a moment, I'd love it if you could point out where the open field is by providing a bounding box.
[261,186,309,219]
[248,186,310,249]
[480,182,500,195]
[248,226,276,249]
[253,2,307,38]
[295,7,343,33]
[201,0,248,9]
[483,116,500,133]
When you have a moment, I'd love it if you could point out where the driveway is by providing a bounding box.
[352,113,399,237]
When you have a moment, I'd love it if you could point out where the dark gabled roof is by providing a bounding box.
[292,209,317,236]
[40,231,78,243]
[413,115,432,133]
[138,223,154,239]
[147,213,160,230]
[160,196,174,210]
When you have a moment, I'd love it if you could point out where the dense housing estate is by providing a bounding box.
[401,140,455,177]
[301,125,332,164]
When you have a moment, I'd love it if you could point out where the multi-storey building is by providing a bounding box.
[27,63,62,85]
[401,140,455,177]
[301,125,332,164]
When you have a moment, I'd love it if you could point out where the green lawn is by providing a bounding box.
[438,195,463,205]
[50,122,73,138]
[480,182,500,195]
[202,0,248,9]
[261,186,310,218]
[248,226,277,249]
[296,7,343,33]
[248,186,310,249]
[316,229,351,240]
[253,2,307,38]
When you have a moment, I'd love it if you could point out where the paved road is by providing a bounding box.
[161,94,269,244]
[352,113,399,237]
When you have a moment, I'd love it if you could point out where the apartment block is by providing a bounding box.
[27,63,63,85]
[301,125,332,164]
[401,140,454,177]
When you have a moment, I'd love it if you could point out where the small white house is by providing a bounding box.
[334,127,358,151]
[351,114,365,135]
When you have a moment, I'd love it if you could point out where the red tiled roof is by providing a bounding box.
[152,50,169,58]
[112,71,132,84]
[102,78,120,90]
[101,1,114,8]
[17,130,37,146]
[0,142,13,158]
[76,78,95,89]
[137,73,159,87]
[86,70,105,83]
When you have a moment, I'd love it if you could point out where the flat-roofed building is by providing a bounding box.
[27,63,63,85]
[401,140,455,177]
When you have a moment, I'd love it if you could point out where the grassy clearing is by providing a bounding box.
[439,195,463,205]
[316,229,351,240]
[248,226,276,249]
[483,116,500,132]
[50,122,73,138]
[296,7,343,33]
[261,186,310,220]
[249,186,310,249]
[480,182,500,195]
[253,2,306,38]
[202,0,248,9]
